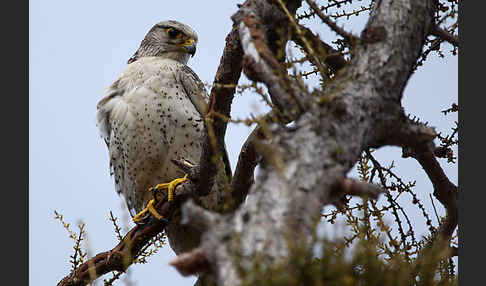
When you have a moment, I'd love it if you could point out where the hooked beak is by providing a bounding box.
[186,44,196,57]
[180,39,197,57]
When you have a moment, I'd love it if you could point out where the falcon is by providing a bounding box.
[97,20,209,223]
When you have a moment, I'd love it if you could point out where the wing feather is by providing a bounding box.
[178,65,233,179]
[179,65,209,116]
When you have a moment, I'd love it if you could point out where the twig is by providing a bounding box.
[236,6,310,121]
[276,0,327,77]
[429,193,441,225]
[103,271,122,286]
[430,24,459,47]
[109,211,123,242]
[305,0,359,45]
[55,183,198,286]
[291,24,348,74]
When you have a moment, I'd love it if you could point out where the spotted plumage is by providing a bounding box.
[97,20,208,217]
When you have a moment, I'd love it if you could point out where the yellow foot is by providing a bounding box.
[152,174,189,202]
[132,174,189,223]
[132,199,162,222]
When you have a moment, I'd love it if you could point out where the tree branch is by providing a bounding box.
[328,178,385,210]
[291,24,348,74]
[380,116,458,243]
[57,189,186,286]
[402,140,458,242]
[430,24,459,47]
[175,0,439,285]
[235,0,310,121]
[228,127,263,208]
[383,117,458,243]
[196,25,244,197]
[305,0,359,45]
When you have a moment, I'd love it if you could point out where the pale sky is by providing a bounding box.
[29,1,457,285]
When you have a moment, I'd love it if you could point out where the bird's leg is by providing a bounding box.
[132,174,189,223]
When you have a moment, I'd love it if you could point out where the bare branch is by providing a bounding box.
[329,178,385,210]
[381,116,458,243]
[57,177,207,286]
[291,24,348,73]
[376,116,437,149]
[402,143,458,241]
[276,0,327,77]
[305,0,359,45]
[170,158,195,174]
[196,26,244,197]
[431,24,459,47]
[383,117,459,243]
[228,127,263,209]
[235,1,310,121]
[336,178,385,199]
[57,206,169,286]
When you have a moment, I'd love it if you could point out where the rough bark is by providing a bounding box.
[176,0,443,285]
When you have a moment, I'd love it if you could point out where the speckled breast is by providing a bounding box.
[114,58,205,214]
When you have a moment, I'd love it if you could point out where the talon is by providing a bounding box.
[152,174,189,202]
[133,175,189,223]
[133,199,167,223]
[133,207,150,223]
[146,199,164,220]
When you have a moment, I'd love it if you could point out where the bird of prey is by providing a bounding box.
[97,20,210,223]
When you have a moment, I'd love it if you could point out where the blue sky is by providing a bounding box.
[30,1,457,285]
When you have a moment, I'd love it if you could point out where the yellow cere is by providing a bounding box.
[177,38,195,47]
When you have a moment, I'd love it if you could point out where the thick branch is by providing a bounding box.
[196,26,244,197]
[177,1,439,285]
[384,118,458,242]
[228,127,263,208]
[380,116,458,243]
[402,140,458,241]
[334,178,384,200]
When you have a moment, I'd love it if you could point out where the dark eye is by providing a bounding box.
[166,28,181,39]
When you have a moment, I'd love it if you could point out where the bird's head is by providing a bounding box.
[128,20,198,64]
